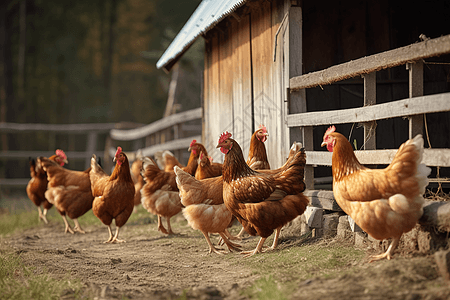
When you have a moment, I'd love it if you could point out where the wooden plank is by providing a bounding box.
[85,132,98,169]
[303,190,341,211]
[108,135,202,158]
[363,72,376,150]
[407,61,424,138]
[110,107,202,141]
[0,123,116,133]
[0,151,105,159]
[230,14,253,163]
[203,32,222,161]
[305,148,450,167]
[0,178,30,186]
[290,34,450,91]
[286,92,450,127]
[252,1,286,168]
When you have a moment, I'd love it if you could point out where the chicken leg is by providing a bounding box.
[61,215,75,234]
[241,237,267,258]
[369,237,400,262]
[201,231,227,255]
[73,219,86,234]
[266,227,282,251]
[218,232,242,252]
[110,227,125,243]
[37,207,49,224]
[157,215,169,234]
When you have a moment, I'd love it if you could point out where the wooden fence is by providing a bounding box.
[287,34,450,190]
[106,107,202,170]
[0,108,202,186]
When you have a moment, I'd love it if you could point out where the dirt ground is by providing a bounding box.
[1,211,450,300]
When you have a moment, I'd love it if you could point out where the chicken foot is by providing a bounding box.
[240,227,282,258]
[201,231,227,255]
[240,237,267,258]
[369,237,400,262]
[157,215,171,234]
[37,207,49,224]
[61,215,75,234]
[218,228,243,246]
[104,225,126,243]
[218,232,242,252]
[73,219,86,234]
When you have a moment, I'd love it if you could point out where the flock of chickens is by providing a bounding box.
[26,125,430,261]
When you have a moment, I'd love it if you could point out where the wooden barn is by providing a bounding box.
[157,0,450,190]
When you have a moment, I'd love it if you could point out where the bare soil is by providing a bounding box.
[1,211,450,300]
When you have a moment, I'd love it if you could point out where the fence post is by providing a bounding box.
[86,132,97,169]
[407,61,424,138]
[363,72,376,150]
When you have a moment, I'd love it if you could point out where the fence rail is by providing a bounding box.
[290,34,450,91]
[107,107,202,170]
[0,108,202,187]
[288,34,450,189]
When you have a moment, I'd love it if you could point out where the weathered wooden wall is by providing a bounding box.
[203,0,291,167]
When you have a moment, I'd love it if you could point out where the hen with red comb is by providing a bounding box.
[89,146,135,243]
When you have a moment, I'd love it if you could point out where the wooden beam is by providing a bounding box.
[0,151,105,160]
[305,148,450,167]
[108,135,202,158]
[0,123,116,133]
[363,72,376,150]
[303,190,341,211]
[286,93,450,127]
[407,61,424,138]
[110,108,202,141]
[290,34,450,91]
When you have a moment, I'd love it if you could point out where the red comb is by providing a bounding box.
[55,149,66,159]
[115,147,122,157]
[325,126,336,136]
[258,124,267,133]
[190,139,197,148]
[218,131,232,144]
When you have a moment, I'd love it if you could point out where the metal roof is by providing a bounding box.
[156,0,248,71]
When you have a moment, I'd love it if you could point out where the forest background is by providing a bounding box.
[0,0,203,182]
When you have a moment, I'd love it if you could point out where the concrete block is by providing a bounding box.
[337,215,354,243]
[304,206,323,228]
[322,213,340,238]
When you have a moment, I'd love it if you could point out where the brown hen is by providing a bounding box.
[89,147,135,243]
[322,126,430,262]
[39,155,96,234]
[140,140,205,234]
[218,132,309,257]
[26,149,68,224]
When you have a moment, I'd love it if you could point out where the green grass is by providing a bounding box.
[237,240,365,299]
[245,276,289,300]
[0,251,84,300]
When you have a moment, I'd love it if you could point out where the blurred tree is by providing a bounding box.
[0,0,203,179]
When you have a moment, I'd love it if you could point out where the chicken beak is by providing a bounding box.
[63,158,69,164]
[321,141,327,147]
[113,156,117,162]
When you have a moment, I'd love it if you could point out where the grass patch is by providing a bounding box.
[245,276,289,300]
[0,251,83,299]
[238,239,365,299]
